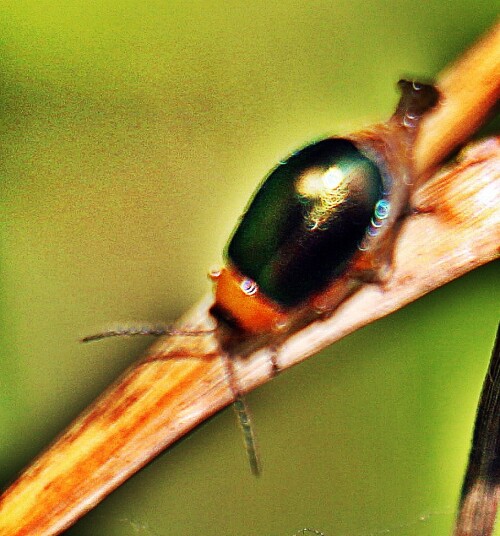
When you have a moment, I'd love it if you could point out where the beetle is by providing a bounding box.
[84,80,439,474]
[210,80,439,339]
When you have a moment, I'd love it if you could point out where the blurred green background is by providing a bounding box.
[1,2,498,535]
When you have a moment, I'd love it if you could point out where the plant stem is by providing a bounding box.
[453,324,500,536]
[0,23,499,536]
[415,21,500,177]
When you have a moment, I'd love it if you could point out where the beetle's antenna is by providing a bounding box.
[223,354,261,476]
[81,325,215,343]
[82,323,261,475]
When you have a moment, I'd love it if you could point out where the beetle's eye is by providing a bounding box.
[227,138,384,307]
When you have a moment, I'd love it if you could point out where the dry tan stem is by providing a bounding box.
[0,24,499,536]
[414,21,500,177]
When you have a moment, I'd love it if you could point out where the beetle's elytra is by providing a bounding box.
[228,139,385,306]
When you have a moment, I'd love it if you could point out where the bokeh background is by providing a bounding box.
[1,2,498,535]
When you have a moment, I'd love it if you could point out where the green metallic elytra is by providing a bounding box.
[227,138,385,307]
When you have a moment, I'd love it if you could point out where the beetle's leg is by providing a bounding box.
[394,80,440,130]
[232,396,261,476]
[269,345,280,377]
[350,80,440,283]
[351,196,406,283]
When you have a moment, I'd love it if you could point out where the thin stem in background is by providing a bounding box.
[454,325,500,536]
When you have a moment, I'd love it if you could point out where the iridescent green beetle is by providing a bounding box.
[84,80,439,476]
[86,81,439,341]
[210,80,439,336]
